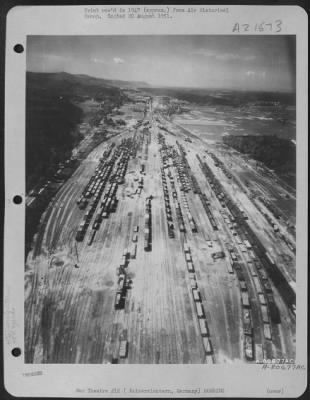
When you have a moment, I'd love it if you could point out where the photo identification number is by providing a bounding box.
[232,20,282,33]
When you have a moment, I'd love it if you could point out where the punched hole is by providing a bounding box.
[14,44,24,53]
[11,347,21,357]
[13,195,23,204]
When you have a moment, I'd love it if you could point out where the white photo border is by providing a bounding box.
[4,5,308,398]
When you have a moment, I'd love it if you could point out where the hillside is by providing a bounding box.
[26,71,138,191]
[27,71,148,98]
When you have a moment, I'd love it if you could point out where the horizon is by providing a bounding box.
[27,36,296,93]
[26,70,295,94]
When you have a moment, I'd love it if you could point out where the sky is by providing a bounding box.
[27,35,296,92]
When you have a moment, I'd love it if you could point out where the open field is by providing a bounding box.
[25,96,296,364]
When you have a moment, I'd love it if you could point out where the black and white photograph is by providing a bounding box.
[24,35,297,364]
[3,5,307,398]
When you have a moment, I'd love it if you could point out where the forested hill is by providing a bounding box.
[26,71,142,191]
[27,71,148,98]
[26,77,82,191]
[223,135,296,187]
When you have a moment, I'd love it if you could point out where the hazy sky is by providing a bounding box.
[27,35,295,91]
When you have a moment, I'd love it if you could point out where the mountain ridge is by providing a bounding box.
[26,71,150,89]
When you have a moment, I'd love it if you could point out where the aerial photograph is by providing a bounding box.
[25,35,296,364]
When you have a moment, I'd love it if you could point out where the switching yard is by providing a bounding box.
[25,97,296,364]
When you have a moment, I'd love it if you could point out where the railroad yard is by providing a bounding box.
[25,95,296,364]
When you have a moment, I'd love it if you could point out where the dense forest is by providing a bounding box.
[223,135,296,187]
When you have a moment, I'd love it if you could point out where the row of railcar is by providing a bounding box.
[110,154,129,185]
[190,174,201,195]
[76,139,133,243]
[173,143,192,192]
[243,309,253,336]
[115,271,128,310]
[183,244,213,357]
[251,259,281,324]
[258,201,282,232]
[247,226,295,312]
[130,131,138,158]
[75,163,114,241]
[119,339,128,358]
[259,195,282,220]
[75,144,116,238]
[180,192,198,233]
[77,160,112,206]
[191,157,219,229]
[238,264,274,350]
[144,197,152,251]
[115,254,128,310]
[244,335,254,360]
[84,180,119,241]
[143,129,150,161]
[158,135,183,236]
[238,264,274,347]
[221,211,238,236]
[197,154,247,222]
[197,153,295,319]
[228,247,238,263]
[243,251,281,326]
[158,133,175,170]
[137,176,144,195]
[175,201,186,233]
[280,233,296,254]
[234,235,282,327]
[199,193,218,230]
[161,168,175,238]
[80,142,115,201]
[206,149,247,194]
[241,294,254,360]
[238,259,275,342]
[136,128,145,154]
[83,164,112,200]
[226,259,234,274]
[233,262,255,360]
[176,141,205,195]
[115,241,137,310]
[129,242,137,260]
[101,182,119,213]
[255,194,295,246]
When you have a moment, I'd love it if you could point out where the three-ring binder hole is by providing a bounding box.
[14,44,24,53]
[13,195,22,204]
[11,347,21,357]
